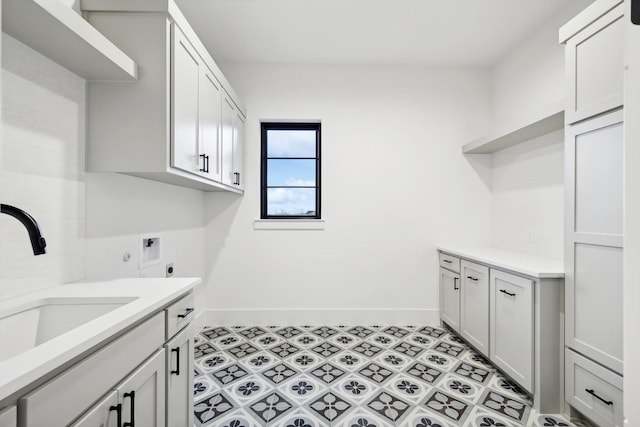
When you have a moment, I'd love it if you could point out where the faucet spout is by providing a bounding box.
[1,204,47,255]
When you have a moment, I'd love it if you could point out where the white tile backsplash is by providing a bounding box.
[1,35,86,299]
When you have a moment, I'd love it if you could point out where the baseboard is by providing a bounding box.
[196,308,440,327]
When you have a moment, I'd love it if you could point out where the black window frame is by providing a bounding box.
[260,122,321,219]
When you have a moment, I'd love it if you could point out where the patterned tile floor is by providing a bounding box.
[193,325,581,427]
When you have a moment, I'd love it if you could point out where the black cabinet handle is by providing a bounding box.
[466,276,479,282]
[109,403,122,427]
[233,172,240,185]
[205,155,210,173]
[453,277,459,291]
[585,388,613,406]
[171,347,181,375]
[500,289,516,297]
[178,307,194,319]
[199,154,206,172]
[443,259,452,264]
[123,391,135,427]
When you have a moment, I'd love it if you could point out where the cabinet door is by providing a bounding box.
[490,270,534,392]
[69,391,119,427]
[565,110,624,374]
[171,25,200,175]
[199,68,222,182]
[0,406,16,427]
[565,3,624,124]
[460,260,489,355]
[439,267,460,332]
[221,93,236,186]
[165,326,194,427]
[117,349,166,427]
[232,110,245,190]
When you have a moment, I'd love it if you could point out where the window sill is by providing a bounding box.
[253,219,325,230]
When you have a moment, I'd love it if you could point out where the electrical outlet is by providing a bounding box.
[166,262,174,278]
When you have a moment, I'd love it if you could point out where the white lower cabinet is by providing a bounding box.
[117,350,166,427]
[490,269,534,392]
[460,260,489,355]
[165,326,194,427]
[70,391,119,427]
[565,349,623,427]
[72,349,166,427]
[0,407,17,427]
[437,249,563,413]
[14,291,195,427]
[439,267,460,332]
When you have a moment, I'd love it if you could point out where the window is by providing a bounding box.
[261,122,321,219]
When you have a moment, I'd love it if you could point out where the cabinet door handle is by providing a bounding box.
[205,155,210,173]
[442,259,452,264]
[466,275,479,282]
[199,154,206,172]
[499,289,516,297]
[234,171,240,185]
[109,403,122,427]
[171,347,181,376]
[178,307,194,319]
[585,388,613,406]
[453,277,459,290]
[123,391,135,427]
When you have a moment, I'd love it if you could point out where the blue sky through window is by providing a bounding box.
[265,127,318,216]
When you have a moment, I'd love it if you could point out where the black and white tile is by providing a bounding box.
[193,325,578,426]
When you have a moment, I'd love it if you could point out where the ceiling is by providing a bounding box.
[175,0,591,67]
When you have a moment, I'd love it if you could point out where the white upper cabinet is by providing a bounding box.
[171,26,201,176]
[83,0,246,193]
[221,92,246,190]
[562,2,625,124]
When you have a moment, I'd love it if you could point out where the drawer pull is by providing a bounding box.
[177,307,194,319]
[500,289,516,297]
[454,277,459,290]
[466,275,479,281]
[199,154,206,172]
[443,259,452,264]
[585,388,613,406]
[123,391,135,427]
[109,403,122,427]
[171,347,181,376]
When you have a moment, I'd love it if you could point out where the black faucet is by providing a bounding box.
[1,204,47,255]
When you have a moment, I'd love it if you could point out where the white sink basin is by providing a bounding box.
[0,296,137,361]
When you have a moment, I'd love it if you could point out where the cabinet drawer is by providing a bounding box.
[439,253,460,273]
[565,349,623,427]
[166,292,195,339]
[19,312,164,426]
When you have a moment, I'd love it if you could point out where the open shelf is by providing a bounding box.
[2,0,137,81]
[462,103,564,154]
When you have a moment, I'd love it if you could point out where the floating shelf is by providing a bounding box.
[2,0,137,81]
[462,104,565,154]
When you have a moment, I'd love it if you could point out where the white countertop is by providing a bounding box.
[437,247,564,278]
[0,277,200,400]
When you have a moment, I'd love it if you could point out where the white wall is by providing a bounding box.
[490,1,591,130]
[84,173,206,310]
[1,35,85,299]
[490,130,564,260]
[487,1,590,261]
[1,34,206,306]
[202,64,493,325]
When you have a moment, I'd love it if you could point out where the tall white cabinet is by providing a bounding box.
[560,3,625,426]
[83,0,246,193]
